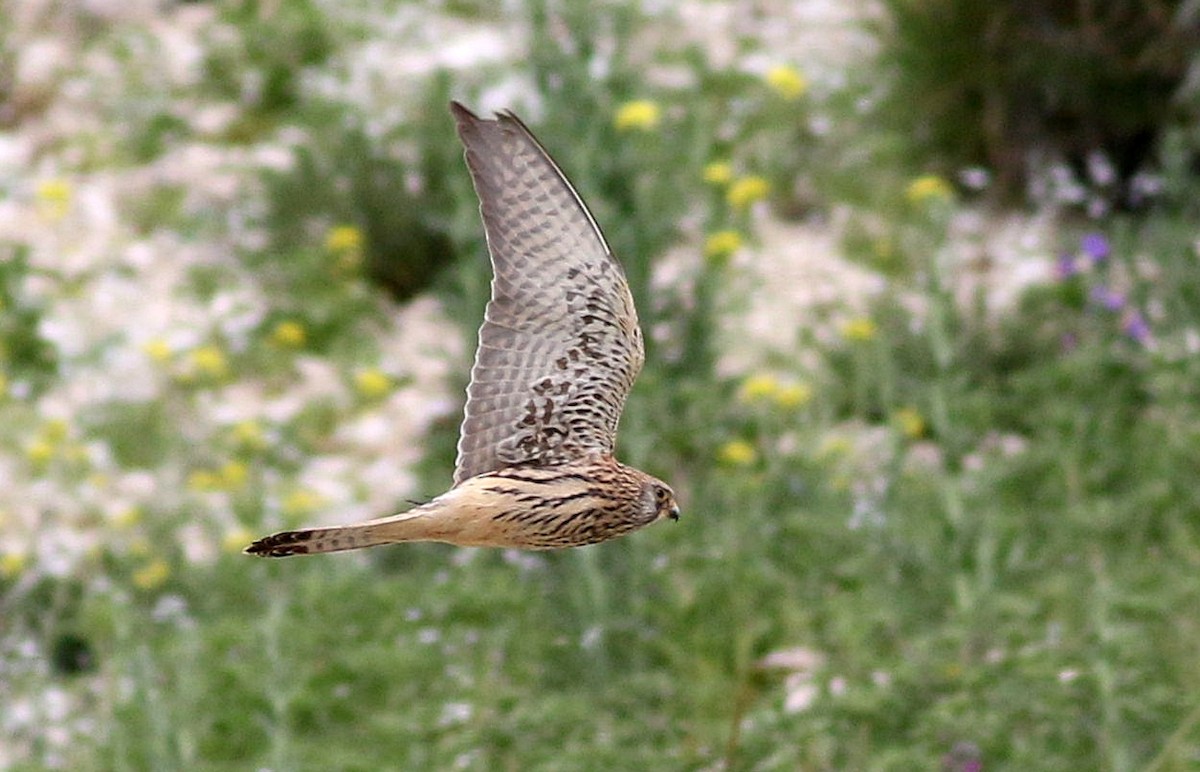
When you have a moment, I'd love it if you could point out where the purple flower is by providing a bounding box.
[1081,233,1110,263]
[942,741,982,772]
[1121,310,1151,345]
[1054,253,1078,280]
[1090,285,1125,312]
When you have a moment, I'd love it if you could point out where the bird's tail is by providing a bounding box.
[244,507,432,558]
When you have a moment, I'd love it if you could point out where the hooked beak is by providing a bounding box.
[668,504,680,522]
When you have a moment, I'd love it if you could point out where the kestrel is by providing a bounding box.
[246,101,679,557]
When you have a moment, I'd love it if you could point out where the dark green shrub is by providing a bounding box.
[256,101,461,306]
[202,0,335,133]
[0,243,58,394]
[874,0,1200,205]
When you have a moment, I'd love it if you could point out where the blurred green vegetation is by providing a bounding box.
[3,0,1200,770]
[202,0,336,132]
[872,0,1200,207]
[0,244,58,395]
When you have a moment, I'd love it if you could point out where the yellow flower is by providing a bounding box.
[703,161,734,186]
[112,506,141,529]
[270,320,306,349]
[282,488,324,521]
[231,420,267,450]
[222,527,253,554]
[42,419,69,444]
[905,175,954,206]
[132,558,170,591]
[840,317,877,342]
[894,407,925,439]
[325,224,363,253]
[25,420,71,467]
[765,65,808,100]
[718,439,757,467]
[614,100,661,132]
[26,439,54,466]
[817,435,853,459]
[0,551,28,579]
[775,383,813,409]
[354,368,392,399]
[739,373,781,403]
[142,338,172,363]
[326,224,364,273]
[740,375,813,409]
[704,230,743,263]
[727,175,770,209]
[188,463,248,491]
[187,469,221,492]
[189,344,229,380]
[36,178,71,220]
[220,460,249,490]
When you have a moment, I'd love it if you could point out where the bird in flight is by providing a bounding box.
[246,101,679,557]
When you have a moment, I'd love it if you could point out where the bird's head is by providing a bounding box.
[641,477,680,524]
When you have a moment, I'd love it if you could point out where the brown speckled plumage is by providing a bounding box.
[245,102,677,558]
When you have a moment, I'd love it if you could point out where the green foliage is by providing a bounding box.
[202,0,336,133]
[6,0,1200,770]
[873,0,1200,202]
[0,243,58,393]
[256,83,465,307]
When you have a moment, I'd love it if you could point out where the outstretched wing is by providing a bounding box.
[450,102,644,485]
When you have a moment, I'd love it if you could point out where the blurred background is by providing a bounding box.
[2,0,1199,768]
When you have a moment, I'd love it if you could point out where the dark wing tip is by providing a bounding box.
[449,100,480,123]
[451,101,531,141]
[451,101,503,163]
[494,108,534,135]
[244,530,313,558]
